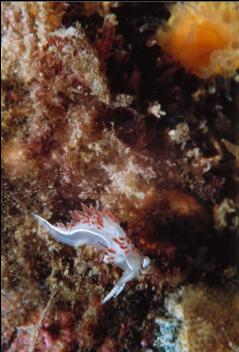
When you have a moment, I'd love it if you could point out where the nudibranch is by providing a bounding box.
[33,205,150,304]
[156,2,239,78]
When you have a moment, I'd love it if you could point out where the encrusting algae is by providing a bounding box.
[156,2,239,78]
[1,2,239,351]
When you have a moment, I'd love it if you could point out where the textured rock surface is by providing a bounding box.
[1,2,239,351]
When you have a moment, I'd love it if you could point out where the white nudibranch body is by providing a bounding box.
[33,204,150,304]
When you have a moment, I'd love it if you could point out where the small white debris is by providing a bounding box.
[113,94,134,108]
[51,26,78,38]
[168,122,190,149]
[208,86,216,94]
[186,147,201,159]
[200,159,212,173]
[234,73,239,83]
[198,120,208,133]
[213,198,237,230]
[147,102,166,119]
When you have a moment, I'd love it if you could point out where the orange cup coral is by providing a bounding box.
[156,2,239,78]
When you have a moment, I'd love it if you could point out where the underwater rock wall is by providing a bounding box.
[1,2,239,351]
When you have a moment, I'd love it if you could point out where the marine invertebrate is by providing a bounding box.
[33,204,150,304]
[156,2,239,78]
[2,2,238,350]
[162,284,239,352]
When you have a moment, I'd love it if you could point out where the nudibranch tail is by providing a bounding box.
[32,213,78,246]
[32,213,110,248]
